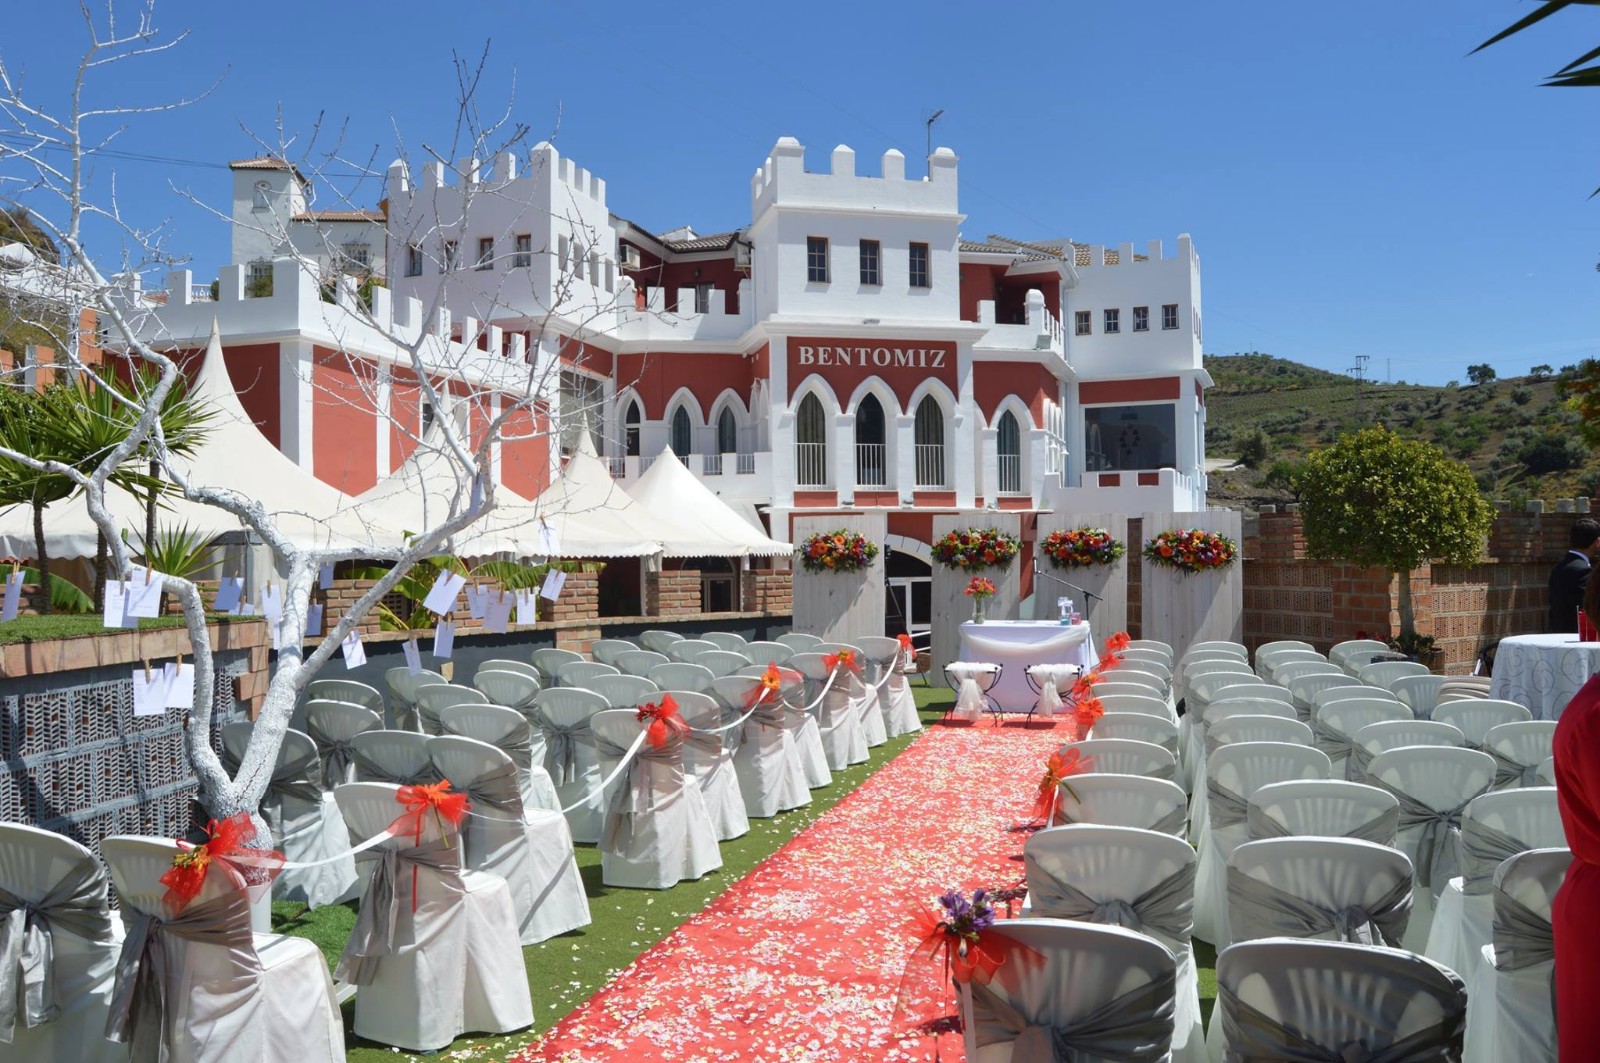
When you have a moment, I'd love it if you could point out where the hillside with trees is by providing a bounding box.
[1203,352,1596,508]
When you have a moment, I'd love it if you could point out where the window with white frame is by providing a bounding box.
[1162,303,1179,330]
[558,370,605,455]
[441,239,459,271]
[716,407,738,454]
[806,237,830,283]
[572,243,585,281]
[247,259,272,284]
[670,406,693,456]
[1043,400,1066,481]
[405,244,423,277]
[341,244,370,274]
[623,400,641,457]
[859,239,880,285]
[1133,306,1149,332]
[1074,310,1091,336]
[558,235,570,273]
[589,252,600,285]
[694,284,713,313]
[1104,308,1120,334]
[795,393,827,485]
[512,234,532,268]
[913,395,946,487]
[909,242,930,288]
[476,237,494,270]
[996,411,1023,494]
[252,181,271,211]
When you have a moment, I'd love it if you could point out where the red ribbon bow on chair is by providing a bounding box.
[637,693,689,748]
[159,813,284,916]
[897,633,914,652]
[1073,696,1105,738]
[895,891,1043,1040]
[392,780,471,843]
[1106,631,1131,653]
[823,649,861,674]
[1030,747,1092,823]
[1071,672,1103,701]
[1097,651,1122,673]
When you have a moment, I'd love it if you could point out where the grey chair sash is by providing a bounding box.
[1209,778,1252,831]
[349,747,436,786]
[265,747,326,808]
[1347,743,1377,781]
[105,890,259,1062]
[0,866,113,1040]
[1487,748,1540,789]
[336,836,461,986]
[594,732,679,851]
[539,718,595,786]
[684,730,733,788]
[969,966,1177,1062]
[740,701,787,745]
[1492,884,1553,970]
[1218,981,1465,1062]
[1245,804,1400,846]
[1460,819,1529,896]
[304,717,358,790]
[461,762,525,819]
[1368,777,1483,893]
[1025,861,1196,943]
[1225,865,1411,948]
[1308,718,1354,763]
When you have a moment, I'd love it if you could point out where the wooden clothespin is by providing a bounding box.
[142,657,153,682]
[144,566,154,585]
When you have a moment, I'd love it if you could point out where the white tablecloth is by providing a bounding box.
[1490,633,1600,719]
[958,620,1095,712]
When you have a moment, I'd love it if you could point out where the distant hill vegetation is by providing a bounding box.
[1203,352,1593,509]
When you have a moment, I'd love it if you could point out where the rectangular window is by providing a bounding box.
[558,235,570,273]
[405,243,423,277]
[1104,308,1120,334]
[1162,303,1179,330]
[1133,306,1149,332]
[476,237,494,270]
[1084,403,1178,472]
[909,242,930,288]
[441,239,459,272]
[512,234,532,268]
[571,244,584,281]
[694,283,712,313]
[807,237,830,283]
[859,239,880,285]
[1074,310,1092,336]
[343,244,370,273]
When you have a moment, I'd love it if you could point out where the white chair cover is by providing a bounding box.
[1245,779,1401,846]
[589,638,636,665]
[1184,641,1248,660]
[615,649,670,677]
[1089,713,1180,757]
[1123,647,1173,669]
[472,668,542,713]
[384,666,446,731]
[1438,676,1494,703]
[426,736,591,944]
[1099,692,1173,720]
[590,709,722,889]
[791,652,870,767]
[476,659,543,684]
[1193,742,1332,947]
[1463,847,1569,1063]
[1433,700,1533,748]
[221,725,356,909]
[1259,650,1328,683]
[1023,825,1204,1063]
[1330,638,1389,669]
[1358,660,1431,688]
[304,701,381,790]
[830,644,888,749]
[1051,773,1189,836]
[331,783,532,1050]
[776,632,823,651]
[436,703,560,812]
[581,673,659,709]
[1067,738,1179,783]
[413,683,488,735]
[672,689,752,841]
[1206,715,1314,756]
[306,678,383,716]
[744,639,795,665]
[639,629,685,654]
[945,661,1000,721]
[100,835,346,1063]
[1391,674,1448,718]
[530,687,610,843]
[1348,719,1465,781]
[1216,938,1466,1062]
[712,673,811,817]
[1312,684,1402,711]
[1310,699,1412,780]
[696,650,754,679]
[1423,787,1562,984]
[959,919,1176,1063]
[1483,721,1558,789]
[1365,746,1496,951]
[1184,695,1295,792]
[531,647,585,684]
[349,729,437,786]
[558,661,621,687]
[857,635,907,740]
[0,823,124,1063]
[1128,638,1175,660]
[702,631,749,652]
[647,661,716,694]
[1286,672,1363,721]
[665,638,718,663]
[1119,653,1173,680]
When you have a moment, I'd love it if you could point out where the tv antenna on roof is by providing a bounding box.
[925,109,945,168]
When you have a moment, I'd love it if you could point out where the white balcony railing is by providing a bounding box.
[702,453,723,476]
[997,454,1022,494]
[914,444,946,488]
[737,452,757,475]
[795,442,828,486]
[856,443,888,486]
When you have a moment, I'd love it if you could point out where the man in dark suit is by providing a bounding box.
[1549,518,1600,633]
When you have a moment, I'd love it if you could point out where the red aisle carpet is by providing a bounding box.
[517,717,1072,1063]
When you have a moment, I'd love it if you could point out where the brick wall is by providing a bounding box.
[743,569,793,614]
[1126,516,1143,638]
[548,570,600,623]
[646,569,702,617]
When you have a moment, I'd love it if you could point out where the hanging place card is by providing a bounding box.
[212,576,243,614]
[482,591,514,634]
[340,631,367,670]
[103,581,137,629]
[164,661,196,709]
[514,588,537,626]
[466,584,489,620]
[318,562,335,590]
[306,603,324,638]
[132,665,167,717]
[1,570,23,622]
[260,583,283,624]
[402,637,422,676]
[422,570,467,616]
[433,619,456,659]
[540,569,567,601]
[122,569,164,620]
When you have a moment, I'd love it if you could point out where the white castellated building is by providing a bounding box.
[130,134,1208,630]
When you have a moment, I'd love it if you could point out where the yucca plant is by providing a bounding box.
[125,523,219,614]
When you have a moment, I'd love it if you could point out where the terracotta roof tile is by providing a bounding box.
[291,209,384,223]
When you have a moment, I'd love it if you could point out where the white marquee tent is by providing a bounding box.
[626,448,791,557]
[524,434,674,558]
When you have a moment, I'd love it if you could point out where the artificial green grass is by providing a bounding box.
[0,612,244,644]
[273,689,1223,1060]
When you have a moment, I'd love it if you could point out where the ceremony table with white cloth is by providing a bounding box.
[1490,633,1600,719]
[958,620,1096,712]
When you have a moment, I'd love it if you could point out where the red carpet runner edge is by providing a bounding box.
[516,717,1074,1063]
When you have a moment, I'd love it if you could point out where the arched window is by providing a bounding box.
[997,410,1023,493]
[717,407,738,454]
[623,400,641,457]
[913,395,945,487]
[670,406,692,456]
[795,393,827,486]
[252,180,270,211]
[855,394,887,485]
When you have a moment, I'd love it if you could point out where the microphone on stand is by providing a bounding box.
[1031,557,1104,608]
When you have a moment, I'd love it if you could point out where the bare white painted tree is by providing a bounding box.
[0,2,633,830]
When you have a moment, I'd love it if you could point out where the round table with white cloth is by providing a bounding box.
[1489,633,1600,719]
[958,621,1096,712]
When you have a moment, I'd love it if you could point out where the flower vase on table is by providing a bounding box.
[965,576,996,625]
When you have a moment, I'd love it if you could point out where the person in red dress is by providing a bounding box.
[1554,574,1600,1056]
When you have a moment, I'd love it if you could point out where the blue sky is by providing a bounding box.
[5,1,1596,384]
